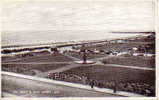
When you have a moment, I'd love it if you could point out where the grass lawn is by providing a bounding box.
[2,63,69,75]
[102,56,155,68]
[2,53,73,63]
[59,65,155,96]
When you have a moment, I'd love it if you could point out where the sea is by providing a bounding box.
[2,30,141,47]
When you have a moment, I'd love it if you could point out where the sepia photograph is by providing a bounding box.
[1,0,156,97]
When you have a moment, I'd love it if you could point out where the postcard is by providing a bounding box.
[1,0,157,98]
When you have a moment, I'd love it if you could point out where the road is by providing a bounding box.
[2,74,120,97]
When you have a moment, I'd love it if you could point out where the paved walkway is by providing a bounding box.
[36,63,80,77]
[89,55,155,71]
[104,64,155,71]
[2,71,145,97]
[36,61,95,77]
[2,92,22,97]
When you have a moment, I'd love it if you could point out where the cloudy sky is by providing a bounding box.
[2,0,155,32]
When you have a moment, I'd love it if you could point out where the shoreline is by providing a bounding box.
[1,33,153,56]
[2,32,146,48]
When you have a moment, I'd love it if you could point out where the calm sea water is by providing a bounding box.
[2,1,154,47]
[2,30,140,46]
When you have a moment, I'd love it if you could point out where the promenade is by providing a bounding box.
[2,71,144,97]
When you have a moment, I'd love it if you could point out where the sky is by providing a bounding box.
[2,0,155,32]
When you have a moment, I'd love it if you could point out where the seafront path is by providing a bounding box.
[2,71,145,97]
